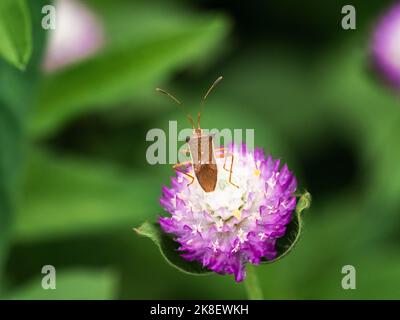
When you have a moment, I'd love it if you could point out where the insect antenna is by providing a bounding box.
[156,88,195,128]
[197,75,223,129]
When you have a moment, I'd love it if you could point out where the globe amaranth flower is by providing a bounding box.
[159,144,297,282]
[43,0,104,72]
[371,3,400,89]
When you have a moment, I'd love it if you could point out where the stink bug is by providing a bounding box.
[156,76,238,193]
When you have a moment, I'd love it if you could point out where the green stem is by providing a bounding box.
[244,264,264,300]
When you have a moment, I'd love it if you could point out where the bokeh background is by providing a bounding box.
[0,0,400,299]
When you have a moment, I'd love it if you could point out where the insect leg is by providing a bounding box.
[173,162,195,186]
[214,147,226,159]
[215,150,233,172]
[220,153,239,188]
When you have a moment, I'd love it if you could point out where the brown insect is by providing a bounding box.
[156,76,238,193]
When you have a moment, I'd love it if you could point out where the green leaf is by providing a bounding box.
[6,269,117,300]
[0,103,21,292]
[14,149,161,242]
[0,0,47,289]
[31,6,230,137]
[0,0,32,70]
[134,221,211,275]
[261,191,311,264]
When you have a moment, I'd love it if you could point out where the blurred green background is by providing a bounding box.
[1,0,400,299]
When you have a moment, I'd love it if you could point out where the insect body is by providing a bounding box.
[156,76,238,193]
[186,129,218,192]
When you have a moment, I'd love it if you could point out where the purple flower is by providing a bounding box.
[371,3,400,89]
[159,144,297,282]
[43,0,105,72]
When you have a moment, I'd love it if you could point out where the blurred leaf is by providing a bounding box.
[134,221,211,275]
[7,269,117,299]
[0,101,20,291]
[14,150,161,241]
[87,0,222,49]
[0,0,32,70]
[31,7,230,137]
[0,0,48,289]
[261,191,311,264]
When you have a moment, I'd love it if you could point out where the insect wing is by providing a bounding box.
[188,135,216,165]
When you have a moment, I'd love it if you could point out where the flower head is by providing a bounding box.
[371,3,400,89]
[43,0,104,72]
[159,144,297,282]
